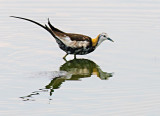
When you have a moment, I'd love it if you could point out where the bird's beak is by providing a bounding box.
[107,38,114,42]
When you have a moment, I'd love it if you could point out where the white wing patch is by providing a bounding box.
[57,36,89,48]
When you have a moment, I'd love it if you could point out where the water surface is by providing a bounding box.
[0,0,160,115]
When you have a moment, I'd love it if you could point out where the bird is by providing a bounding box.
[10,16,114,59]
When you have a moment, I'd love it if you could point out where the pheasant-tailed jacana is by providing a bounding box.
[11,16,114,59]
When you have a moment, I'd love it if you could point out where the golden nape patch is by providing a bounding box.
[92,34,99,47]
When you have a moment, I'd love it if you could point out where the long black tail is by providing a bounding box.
[10,16,58,39]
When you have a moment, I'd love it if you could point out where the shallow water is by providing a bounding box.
[0,0,160,115]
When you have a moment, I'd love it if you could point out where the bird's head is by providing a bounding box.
[92,32,113,47]
[94,32,113,47]
[99,32,113,42]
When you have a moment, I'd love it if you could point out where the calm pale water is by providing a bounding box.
[0,0,160,115]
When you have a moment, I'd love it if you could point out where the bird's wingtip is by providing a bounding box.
[48,18,51,24]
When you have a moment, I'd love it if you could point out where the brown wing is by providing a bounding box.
[48,19,92,48]
[48,19,91,41]
[65,33,91,42]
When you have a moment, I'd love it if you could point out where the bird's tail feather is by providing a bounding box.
[47,18,65,33]
[10,16,58,39]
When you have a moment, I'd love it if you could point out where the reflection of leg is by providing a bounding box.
[63,53,68,60]
[74,54,76,59]
[49,89,54,96]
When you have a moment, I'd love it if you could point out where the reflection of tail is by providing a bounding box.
[10,16,59,40]
[20,88,48,101]
[20,77,66,101]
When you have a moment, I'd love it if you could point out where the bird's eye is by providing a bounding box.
[103,35,106,37]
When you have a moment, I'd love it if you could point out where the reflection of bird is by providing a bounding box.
[45,59,113,96]
[11,16,114,59]
[20,59,113,101]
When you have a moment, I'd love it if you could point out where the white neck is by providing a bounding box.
[96,39,105,47]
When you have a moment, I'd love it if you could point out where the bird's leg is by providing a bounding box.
[74,54,76,59]
[63,53,68,60]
